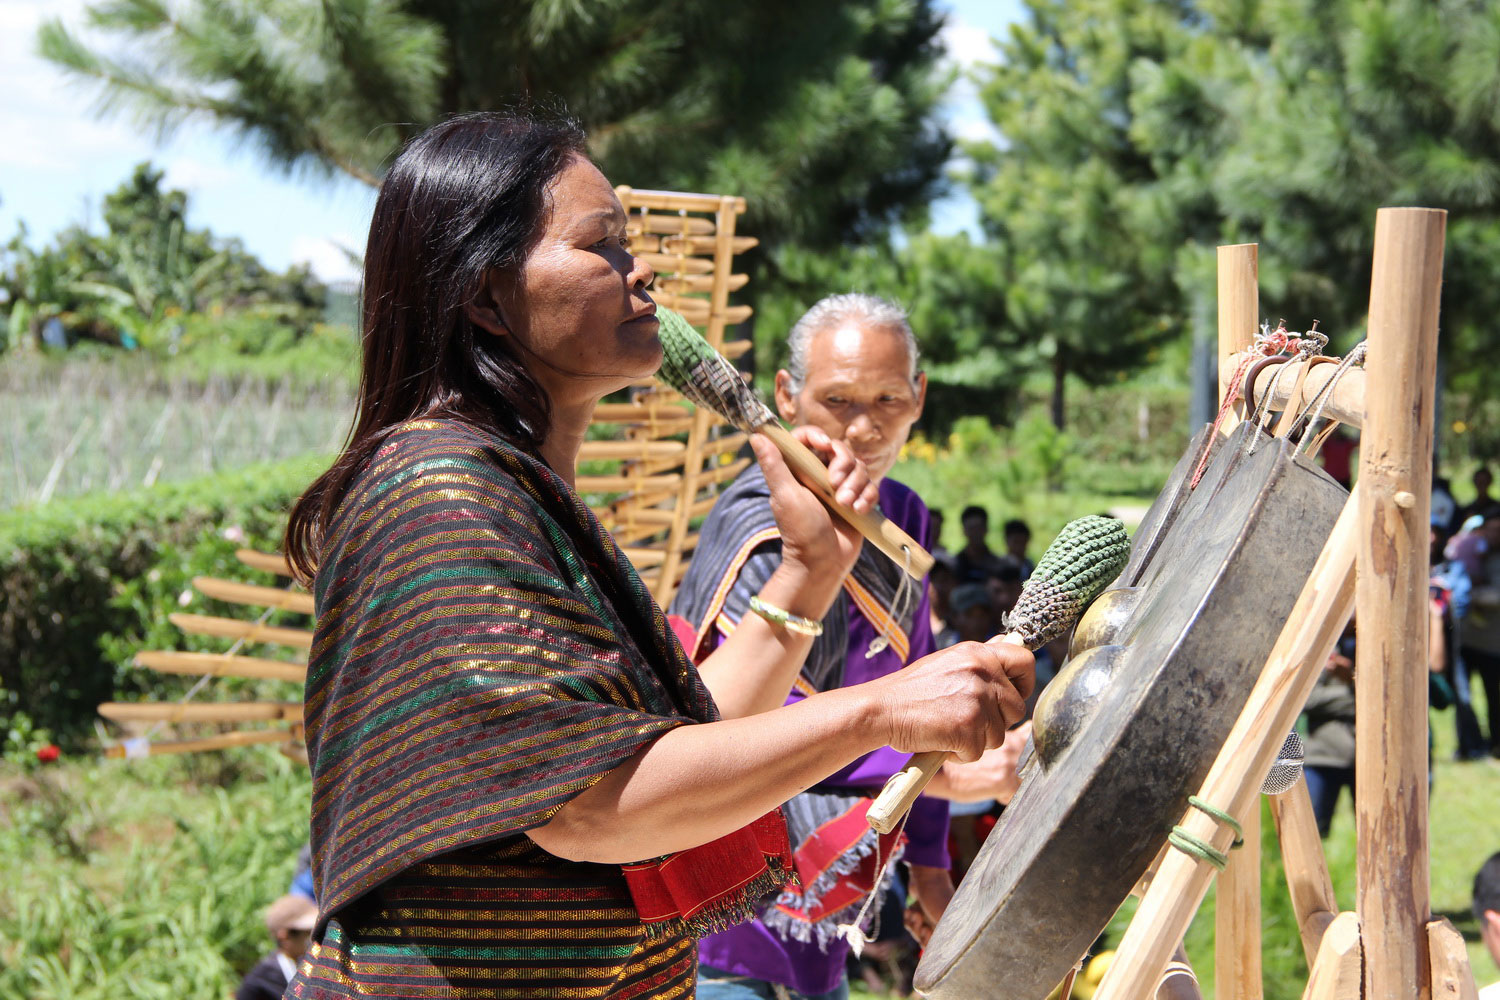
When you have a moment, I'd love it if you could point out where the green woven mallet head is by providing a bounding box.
[656,307,776,431]
[1004,515,1130,650]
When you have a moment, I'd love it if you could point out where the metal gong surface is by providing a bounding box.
[914,424,1346,999]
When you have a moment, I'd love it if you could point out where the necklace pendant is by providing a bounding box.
[865,636,890,658]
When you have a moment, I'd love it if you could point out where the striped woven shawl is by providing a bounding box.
[305,419,719,925]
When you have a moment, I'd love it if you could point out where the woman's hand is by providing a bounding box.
[866,641,1034,762]
[750,427,873,582]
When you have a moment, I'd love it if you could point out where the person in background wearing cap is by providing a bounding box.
[237,894,316,1000]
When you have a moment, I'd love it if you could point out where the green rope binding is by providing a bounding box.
[1167,795,1245,872]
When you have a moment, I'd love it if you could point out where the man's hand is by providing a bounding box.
[934,721,1031,805]
[905,863,954,948]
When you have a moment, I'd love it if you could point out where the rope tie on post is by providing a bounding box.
[1167,795,1245,872]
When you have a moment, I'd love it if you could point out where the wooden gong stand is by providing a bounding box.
[1092,210,1478,1000]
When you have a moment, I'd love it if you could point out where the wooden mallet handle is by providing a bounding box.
[866,630,1024,834]
[759,423,934,580]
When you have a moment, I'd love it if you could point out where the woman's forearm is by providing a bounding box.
[529,685,883,862]
[530,638,1032,864]
[692,559,846,718]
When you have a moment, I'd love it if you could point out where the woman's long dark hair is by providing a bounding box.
[284,111,587,584]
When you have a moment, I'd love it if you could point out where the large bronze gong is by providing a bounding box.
[914,423,1346,999]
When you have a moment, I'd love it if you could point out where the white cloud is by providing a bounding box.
[939,18,999,69]
[163,158,241,192]
[289,234,363,283]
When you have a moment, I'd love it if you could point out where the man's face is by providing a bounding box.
[962,515,987,546]
[1005,530,1030,558]
[775,322,925,482]
[1476,469,1493,494]
[956,604,995,643]
[277,927,312,962]
[1483,909,1500,968]
[987,576,1022,616]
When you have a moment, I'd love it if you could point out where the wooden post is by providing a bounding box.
[1269,778,1340,967]
[1217,243,1259,428]
[1217,804,1263,1000]
[1427,918,1480,1000]
[1301,912,1363,1000]
[1355,207,1446,1000]
[1214,241,1263,1000]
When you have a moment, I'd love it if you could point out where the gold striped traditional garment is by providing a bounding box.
[289,419,720,999]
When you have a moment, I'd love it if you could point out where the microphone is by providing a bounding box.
[1260,730,1305,795]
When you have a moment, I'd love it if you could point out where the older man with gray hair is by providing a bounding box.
[672,293,1021,1000]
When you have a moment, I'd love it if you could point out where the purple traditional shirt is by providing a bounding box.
[672,471,946,996]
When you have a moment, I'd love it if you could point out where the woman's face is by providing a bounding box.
[486,155,658,410]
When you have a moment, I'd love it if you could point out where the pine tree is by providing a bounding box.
[964,0,1231,428]
[39,0,952,250]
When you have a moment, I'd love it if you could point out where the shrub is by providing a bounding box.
[0,456,325,749]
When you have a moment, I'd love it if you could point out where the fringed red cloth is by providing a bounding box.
[623,809,793,939]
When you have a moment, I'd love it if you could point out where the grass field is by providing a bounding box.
[0,706,1492,998]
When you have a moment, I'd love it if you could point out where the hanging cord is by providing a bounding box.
[1187,352,1256,491]
[866,545,915,658]
[1188,318,1319,490]
[836,812,907,957]
[1298,341,1368,456]
[1166,795,1244,872]
[1245,321,1328,457]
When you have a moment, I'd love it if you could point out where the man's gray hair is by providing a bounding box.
[784,293,921,393]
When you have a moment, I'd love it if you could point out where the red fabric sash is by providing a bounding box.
[772,796,906,927]
[623,809,793,938]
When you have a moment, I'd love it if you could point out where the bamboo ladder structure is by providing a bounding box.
[100,187,758,760]
[1092,209,1479,1000]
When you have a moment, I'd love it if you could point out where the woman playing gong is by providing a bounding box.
[282,111,1033,1000]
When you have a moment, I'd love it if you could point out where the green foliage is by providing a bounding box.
[0,747,312,998]
[39,0,951,252]
[0,456,323,747]
[0,163,326,353]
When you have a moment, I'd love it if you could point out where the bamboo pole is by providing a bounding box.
[1268,778,1340,966]
[103,728,289,758]
[1214,241,1263,1000]
[192,576,315,615]
[1217,244,1259,434]
[169,612,313,649]
[1301,912,1362,1000]
[1234,359,1367,431]
[1217,804,1264,1000]
[1093,493,1359,1000]
[236,548,294,578]
[1355,206,1446,1000]
[134,650,306,683]
[99,701,302,723]
[1427,918,1480,1000]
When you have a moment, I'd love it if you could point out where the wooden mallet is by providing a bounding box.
[866,515,1131,833]
[655,307,933,580]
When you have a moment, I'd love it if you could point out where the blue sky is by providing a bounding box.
[0,0,1022,282]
